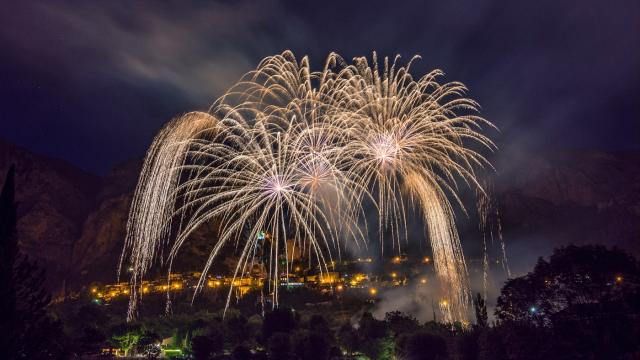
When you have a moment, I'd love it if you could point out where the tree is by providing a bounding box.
[385,311,419,336]
[190,322,224,360]
[226,314,251,347]
[0,165,68,358]
[262,307,298,341]
[292,330,331,360]
[473,293,488,328]
[397,332,448,360]
[110,323,142,356]
[192,335,214,360]
[207,321,225,354]
[137,330,161,358]
[337,323,359,355]
[493,245,640,359]
[232,345,252,360]
[496,245,640,325]
[359,312,387,340]
[268,332,291,360]
[363,336,395,360]
[308,314,331,336]
[79,327,106,354]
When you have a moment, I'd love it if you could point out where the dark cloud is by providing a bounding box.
[1,0,638,173]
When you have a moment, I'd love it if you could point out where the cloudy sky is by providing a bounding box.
[1,0,638,174]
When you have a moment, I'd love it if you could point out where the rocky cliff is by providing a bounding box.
[1,139,639,290]
[0,139,101,292]
[493,150,640,273]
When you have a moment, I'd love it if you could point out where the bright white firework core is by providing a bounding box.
[264,176,291,196]
[371,133,399,165]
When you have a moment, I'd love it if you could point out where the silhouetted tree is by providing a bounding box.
[359,312,387,339]
[492,245,640,359]
[292,330,330,360]
[226,314,251,347]
[232,344,252,360]
[337,323,358,355]
[263,307,298,341]
[496,244,639,325]
[473,293,488,328]
[268,332,292,360]
[192,335,215,360]
[458,329,480,360]
[0,165,68,359]
[78,327,106,354]
[308,314,331,336]
[385,311,419,336]
[484,320,555,360]
[397,331,448,360]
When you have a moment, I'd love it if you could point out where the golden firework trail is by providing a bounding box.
[120,51,497,323]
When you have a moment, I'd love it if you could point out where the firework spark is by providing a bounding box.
[120,51,497,323]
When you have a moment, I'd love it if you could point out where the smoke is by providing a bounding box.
[371,256,509,323]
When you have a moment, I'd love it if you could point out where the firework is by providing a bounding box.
[325,53,496,322]
[120,51,496,322]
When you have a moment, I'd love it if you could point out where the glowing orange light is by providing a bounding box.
[420,278,427,284]
[336,285,344,291]
[616,275,623,283]
[393,256,401,264]
[423,256,430,263]
[91,288,97,293]
[369,288,377,296]
[142,287,149,293]
[391,272,397,278]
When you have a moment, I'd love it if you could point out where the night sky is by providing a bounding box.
[1,0,638,174]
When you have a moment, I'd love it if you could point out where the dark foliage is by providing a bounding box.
[358,312,388,339]
[473,293,488,328]
[192,334,221,360]
[268,332,292,360]
[232,344,252,360]
[385,310,420,336]
[337,323,359,355]
[292,330,330,360]
[491,245,640,359]
[396,331,448,360]
[496,244,640,325]
[0,166,68,359]
[262,307,298,341]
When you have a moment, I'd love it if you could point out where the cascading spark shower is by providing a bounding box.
[120,51,497,323]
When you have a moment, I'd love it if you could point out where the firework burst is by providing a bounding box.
[120,51,497,322]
